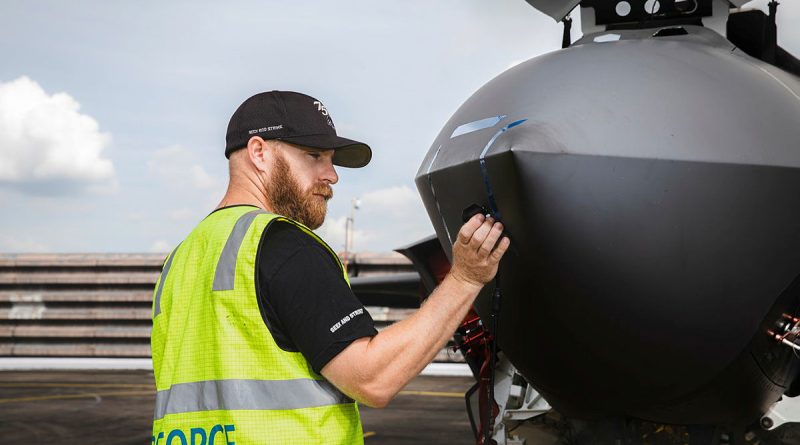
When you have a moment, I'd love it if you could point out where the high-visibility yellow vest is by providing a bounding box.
[151,206,363,445]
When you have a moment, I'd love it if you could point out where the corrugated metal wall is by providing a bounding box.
[0,253,463,361]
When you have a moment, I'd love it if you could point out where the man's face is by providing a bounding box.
[266,141,337,230]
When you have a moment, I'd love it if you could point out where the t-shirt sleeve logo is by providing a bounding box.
[329,308,364,333]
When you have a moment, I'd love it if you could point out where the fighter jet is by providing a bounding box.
[353,1,800,443]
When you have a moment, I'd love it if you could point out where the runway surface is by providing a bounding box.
[0,371,476,444]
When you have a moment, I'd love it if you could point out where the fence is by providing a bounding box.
[0,253,461,363]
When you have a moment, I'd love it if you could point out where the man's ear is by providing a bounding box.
[247,137,272,172]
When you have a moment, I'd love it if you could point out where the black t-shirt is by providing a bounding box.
[254,217,378,374]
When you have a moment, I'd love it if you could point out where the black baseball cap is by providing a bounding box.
[225,91,372,168]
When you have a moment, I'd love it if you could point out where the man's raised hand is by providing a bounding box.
[450,213,511,289]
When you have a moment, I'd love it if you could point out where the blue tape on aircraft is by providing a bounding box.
[478,119,528,217]
[450,115,507,139]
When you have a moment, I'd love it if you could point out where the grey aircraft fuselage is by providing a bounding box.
[415,24,800,427]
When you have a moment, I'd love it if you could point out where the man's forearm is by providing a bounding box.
[363,273,482,396]
[322,272,482,407]
[321,214,508,408]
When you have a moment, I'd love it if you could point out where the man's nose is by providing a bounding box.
[321,160,338,185]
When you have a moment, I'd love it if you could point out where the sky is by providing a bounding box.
[0,0,797,254]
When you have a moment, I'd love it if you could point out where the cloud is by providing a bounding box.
[0,76,115,193]
[150,240,172,253]
[148,145,222,190]
[359,185,421,217]
[317,185,433,253]
[316,215,372,253]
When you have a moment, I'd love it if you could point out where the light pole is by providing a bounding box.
[343,198,360,273]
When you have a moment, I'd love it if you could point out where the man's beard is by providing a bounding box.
[267,153,333,230]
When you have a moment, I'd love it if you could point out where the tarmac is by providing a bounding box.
[0,370,476,444]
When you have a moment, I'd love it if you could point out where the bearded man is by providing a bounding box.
[150,91,510,445]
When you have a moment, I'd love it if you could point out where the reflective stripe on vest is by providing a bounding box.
[153,243,181,318]
[213,209,266,291]
[154,378,353,420]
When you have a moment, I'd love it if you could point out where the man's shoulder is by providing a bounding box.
[257,220,338,279]
[260,219,323,250]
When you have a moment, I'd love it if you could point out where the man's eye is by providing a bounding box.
[308,152,321,159]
